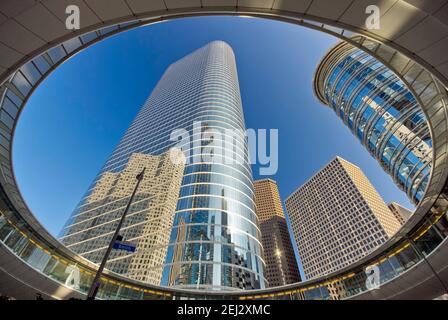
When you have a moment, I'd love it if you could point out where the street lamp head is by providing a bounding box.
[136,167,146,181]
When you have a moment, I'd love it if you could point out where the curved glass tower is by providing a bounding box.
[314,42,432,204]
[60,41,266,290]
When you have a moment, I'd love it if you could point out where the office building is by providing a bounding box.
[253,179,301,287]
[59,150,184,285]
[60,41,265,290]
[388,202,413,225]
[314,42,432,203]
[285,157,402,279]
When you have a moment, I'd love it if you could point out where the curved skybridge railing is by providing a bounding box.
[1,199,447,300]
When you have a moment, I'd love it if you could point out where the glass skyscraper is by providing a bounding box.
[60,41,266,290]
[314,42,432,204]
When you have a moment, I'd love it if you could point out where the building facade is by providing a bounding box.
[314,42,432,204]
[285,157,402,279]
[60,41,266,290]
[59,150,185,285]
[388,202,413,225]
[253,179,301,287]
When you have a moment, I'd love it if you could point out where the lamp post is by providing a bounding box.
[86,168,146,300]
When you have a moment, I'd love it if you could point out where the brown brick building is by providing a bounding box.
[253,179,301,287]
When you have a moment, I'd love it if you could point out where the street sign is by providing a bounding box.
[113,241,136,252]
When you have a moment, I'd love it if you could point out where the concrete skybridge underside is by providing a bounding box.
[0,0,448,300]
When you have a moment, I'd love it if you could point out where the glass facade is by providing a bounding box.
[2,207,447,300]
[315,43,432,203]
[59,41,266,290]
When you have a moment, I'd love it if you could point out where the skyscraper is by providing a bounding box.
[60,41,266,290]
[285,157,402,279]
[253,179,301,287]
[388,202,413,225]
[314,42,432,204]
[59,150,185,285]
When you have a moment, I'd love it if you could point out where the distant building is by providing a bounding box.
[254,179,301,287]
[388,202,413,225]
[285,157,402,279]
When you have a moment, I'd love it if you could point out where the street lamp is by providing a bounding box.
[86,167,146,300]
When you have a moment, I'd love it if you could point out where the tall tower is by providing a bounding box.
[285,157,402,279]
[59,150,185,285]
[60,41,266,290]
[314,42,432,204]
[253,179,301,287]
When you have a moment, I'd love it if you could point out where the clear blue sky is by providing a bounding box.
[13,16,414,279]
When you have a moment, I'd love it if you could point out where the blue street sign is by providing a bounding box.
[113,241,136,252]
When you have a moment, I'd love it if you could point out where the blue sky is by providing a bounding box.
[13,16,414,279]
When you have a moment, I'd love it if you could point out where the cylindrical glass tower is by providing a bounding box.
[60,41,266,290]
[314,42,432,204]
